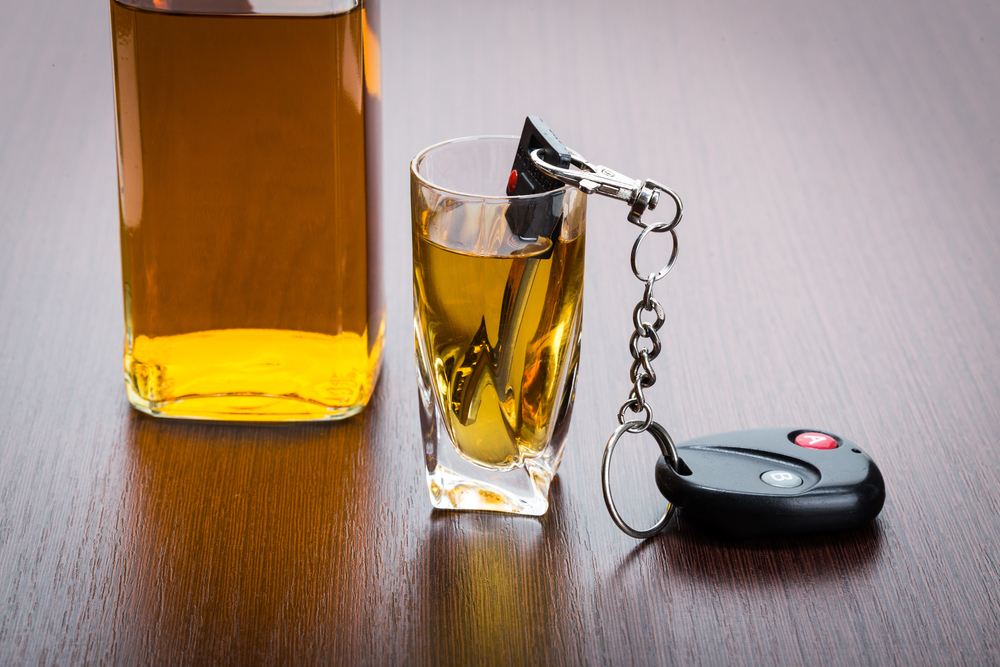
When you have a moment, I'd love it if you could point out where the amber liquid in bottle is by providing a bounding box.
[111,1,383,421]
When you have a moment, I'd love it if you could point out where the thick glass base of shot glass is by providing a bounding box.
[419,366,576,516]
[123,326,384,422]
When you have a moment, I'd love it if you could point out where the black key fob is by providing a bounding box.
[505,116,571,244]
[655,428,886,539]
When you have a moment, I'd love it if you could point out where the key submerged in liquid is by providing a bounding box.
[111,1,383,421]
[413,232,585,471]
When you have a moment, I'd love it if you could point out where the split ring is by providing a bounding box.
[630,224,678,282]
[601,420,681,539]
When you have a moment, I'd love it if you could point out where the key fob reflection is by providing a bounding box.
[654,428,886,539]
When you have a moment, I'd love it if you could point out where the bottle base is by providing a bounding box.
[123,327,383,423]
[125,384,369,422]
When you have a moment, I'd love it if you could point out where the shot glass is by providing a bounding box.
[411,136,587,515]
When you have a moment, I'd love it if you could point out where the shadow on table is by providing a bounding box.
[615,514,885,587]
[116,408,384,665]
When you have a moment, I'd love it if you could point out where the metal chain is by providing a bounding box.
[530,147,684,539]
[604,215,682,538]
[617,222,676,434]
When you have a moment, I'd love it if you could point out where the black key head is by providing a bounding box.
[505,116,571,244]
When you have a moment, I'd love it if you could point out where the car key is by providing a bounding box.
[514,117,887,541]
[654,428,886,539]
[504,116,572,247]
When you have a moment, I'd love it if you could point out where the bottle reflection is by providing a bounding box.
[121,412,375,663]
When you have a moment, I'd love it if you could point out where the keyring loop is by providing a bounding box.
[629,351,657,387]
[617,399,652,431]
[602,420,681,539]
[630,224,678,282]
[632,298,665,333]
[642,276,657,309]
[643,181,683,232]
[629,326,661,361]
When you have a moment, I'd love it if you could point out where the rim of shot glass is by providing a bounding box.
[410,135,573,200]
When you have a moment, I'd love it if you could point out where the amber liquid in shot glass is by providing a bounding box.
[111,0,383,421]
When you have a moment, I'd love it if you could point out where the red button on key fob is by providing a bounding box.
[795,432,838,450]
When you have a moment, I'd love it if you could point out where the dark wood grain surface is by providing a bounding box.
[2,0,1000,664]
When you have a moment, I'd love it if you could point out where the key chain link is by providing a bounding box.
[607,212,681,536]
[532,148,684,538]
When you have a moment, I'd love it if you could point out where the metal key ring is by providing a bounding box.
[640,180,683,232]
[602,420,681,539]
[617,397,653,431]
[631,223,678,282]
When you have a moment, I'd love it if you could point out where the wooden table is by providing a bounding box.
[3,0,999,664]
